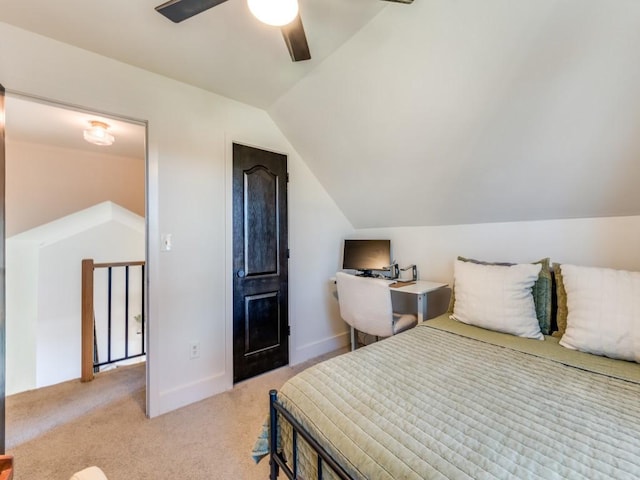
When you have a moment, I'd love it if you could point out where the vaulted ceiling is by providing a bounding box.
[2,0,640,228]
[0,0,387,108]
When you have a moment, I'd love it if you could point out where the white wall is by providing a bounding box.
[354,215,640,285]
[6,140,145,236]
[6,241,38,395]
[285,153,353,362]
[0,22,353,415]
[6,202,145,395]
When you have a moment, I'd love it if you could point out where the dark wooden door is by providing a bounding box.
[0,84,6,453]
[232,143,288,383]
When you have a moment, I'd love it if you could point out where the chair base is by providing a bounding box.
[350,328,385,351]
[350,327,357,351]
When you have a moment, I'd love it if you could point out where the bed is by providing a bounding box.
[254,260,640,479]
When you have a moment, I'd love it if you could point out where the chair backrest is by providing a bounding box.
[335,272,394,337]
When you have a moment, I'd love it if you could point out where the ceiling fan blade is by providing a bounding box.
[281,15,311,62]
[155,0,229,23]
[381,0,414,3]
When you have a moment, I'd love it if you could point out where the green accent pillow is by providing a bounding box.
[448,256,553,335]
[552,263,568,337]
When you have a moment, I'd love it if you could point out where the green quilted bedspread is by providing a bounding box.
[255,315,640,479]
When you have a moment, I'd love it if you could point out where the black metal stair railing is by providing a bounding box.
[82,259,145,382]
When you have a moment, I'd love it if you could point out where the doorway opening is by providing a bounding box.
[3,92,148,449]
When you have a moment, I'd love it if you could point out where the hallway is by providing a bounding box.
[6,363,145,450]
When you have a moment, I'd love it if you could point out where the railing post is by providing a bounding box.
[81,259,95,382]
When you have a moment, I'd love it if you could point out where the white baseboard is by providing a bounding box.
[291,331,350,365]
[155,371,231,417]
[151,332,350,416]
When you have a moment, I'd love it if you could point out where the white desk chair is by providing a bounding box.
[336,272,418,350]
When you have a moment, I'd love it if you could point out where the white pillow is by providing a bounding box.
[559,264,640,362]
[451,259,543,340]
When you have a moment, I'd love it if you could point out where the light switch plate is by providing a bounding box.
[161,233,172,251]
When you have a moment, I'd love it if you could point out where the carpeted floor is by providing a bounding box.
[7,364,146,451]
[7,348,347,480]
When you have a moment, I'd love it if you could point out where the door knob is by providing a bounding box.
[237,269,246,278]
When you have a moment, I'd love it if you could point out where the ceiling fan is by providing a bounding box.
[155,0,414,62]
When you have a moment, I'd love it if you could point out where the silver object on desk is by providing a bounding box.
[400,264,417,282]
[382,261,400,279]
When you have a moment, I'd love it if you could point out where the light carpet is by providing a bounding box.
[7,348,346,480]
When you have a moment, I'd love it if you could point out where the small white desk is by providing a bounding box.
[388,280,448,322]
[331,276,448,323]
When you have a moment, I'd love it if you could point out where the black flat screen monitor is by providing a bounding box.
[342,239,391,277]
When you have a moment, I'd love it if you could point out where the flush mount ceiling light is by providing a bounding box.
[83,120,115,146]
[247,0,299,26]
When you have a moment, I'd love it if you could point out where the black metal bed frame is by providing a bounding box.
[269,390,353,480]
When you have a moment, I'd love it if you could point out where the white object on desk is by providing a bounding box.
[389,280,448,322]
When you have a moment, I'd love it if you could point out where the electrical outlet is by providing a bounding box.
[189,341,200,359]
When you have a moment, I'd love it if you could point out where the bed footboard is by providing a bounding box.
[269,390,353,480]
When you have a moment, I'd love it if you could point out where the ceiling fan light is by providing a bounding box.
[83,120,115,146]
[247,0,299,27]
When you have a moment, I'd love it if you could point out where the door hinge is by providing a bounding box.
[287,325,291,336]
[287,248,290,259]
[286,172,290,183]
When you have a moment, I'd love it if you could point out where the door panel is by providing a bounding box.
[233,143,288,383]
[244,166,279,276]
[245,291,280,355]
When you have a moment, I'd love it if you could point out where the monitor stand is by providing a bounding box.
[356,270,374,277]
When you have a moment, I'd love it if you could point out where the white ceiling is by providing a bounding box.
[5,96,146,159]
[269,0,640,227]
[2,0,640,228]
[0,0,387,109]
